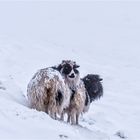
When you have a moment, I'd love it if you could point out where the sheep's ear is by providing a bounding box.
[57,64,62,71]
[99,78,103,81]
[62,60,66,64]
[74,64,80,68]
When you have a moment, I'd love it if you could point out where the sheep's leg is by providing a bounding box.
[54,112,57,120]
[67,113,70,123]
[50,111,54,119]
[60,111,64,121]
[51,112,57,120]
[49,107,56,120]
[71,113,75,125]
[45,105,49,114]
[76,114,79,125]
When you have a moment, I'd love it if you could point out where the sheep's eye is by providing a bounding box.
[62,64,72,74]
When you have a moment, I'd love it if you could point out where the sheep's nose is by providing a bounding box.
[69,73,75,78]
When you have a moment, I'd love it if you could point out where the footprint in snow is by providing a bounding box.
[81,118,95,125]
[0,86,6,90]
[0,81,6,90]
[59,134,68,139]
[115,130,127,139]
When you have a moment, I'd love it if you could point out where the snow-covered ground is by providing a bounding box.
[0,1,140,140]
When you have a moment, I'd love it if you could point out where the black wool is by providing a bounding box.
[82,74,103,102]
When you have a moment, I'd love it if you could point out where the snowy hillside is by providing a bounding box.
[0,1,140,140]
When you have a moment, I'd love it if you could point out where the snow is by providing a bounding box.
[0,1,140,140]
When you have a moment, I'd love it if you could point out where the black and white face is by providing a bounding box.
[60,60,80,80]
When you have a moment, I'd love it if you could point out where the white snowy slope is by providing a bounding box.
[0,1,140,140]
